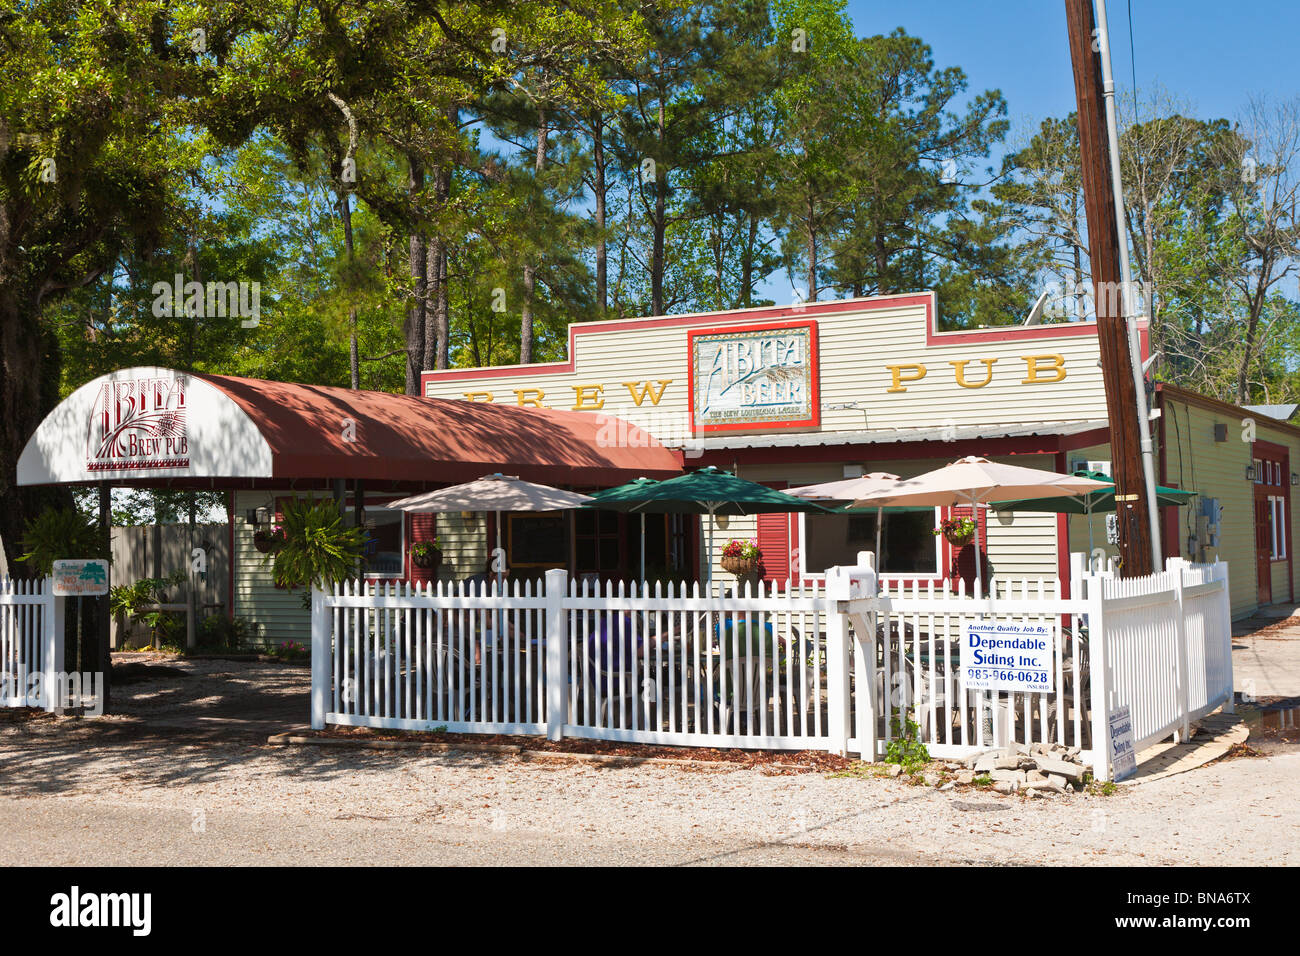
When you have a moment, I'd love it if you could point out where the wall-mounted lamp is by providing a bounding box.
[244,506,272,526]
[460,511,477,521]
[1292,472,1298,487]
[715,515,729,530]
[1245,464,1257,482]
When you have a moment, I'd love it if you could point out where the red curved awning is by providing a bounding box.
[17,367,682,489]
[197,373,682,486]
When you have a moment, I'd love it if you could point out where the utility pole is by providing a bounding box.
[1095,0,1164,570]
[1064,0,1155,577]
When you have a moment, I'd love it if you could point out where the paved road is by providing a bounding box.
[0,637,1296,867]
[1,719,1296,866]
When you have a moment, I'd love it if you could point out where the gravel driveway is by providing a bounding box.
[0,656,1296,866]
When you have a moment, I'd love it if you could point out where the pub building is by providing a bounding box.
[15,292,1299,646]
[422,292,1297,620]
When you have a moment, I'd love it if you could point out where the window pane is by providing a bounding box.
[803,511,937,575]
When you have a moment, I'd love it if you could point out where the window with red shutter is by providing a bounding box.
[943,505,990,590]
[755,481,799,584]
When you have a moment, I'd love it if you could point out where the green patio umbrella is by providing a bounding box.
[585,467,830,584]
[989,469,1196,556]
[588,477,659,579]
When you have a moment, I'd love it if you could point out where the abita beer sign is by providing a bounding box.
[86,373,190,473]
[689,320,819,433]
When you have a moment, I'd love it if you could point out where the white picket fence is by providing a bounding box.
[1085,558,1233,754]
[0,577,65,710]
[310,556,1235,781]
[313,575,836,749]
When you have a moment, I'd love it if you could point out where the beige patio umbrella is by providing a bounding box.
[846,457,1110,589]
[787,473,902,567]
[386,474,593,587]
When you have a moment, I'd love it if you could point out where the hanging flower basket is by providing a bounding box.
[410,542,443,570]
[720,539,761,576]
[935,516,976,548]
[253,528,287,554]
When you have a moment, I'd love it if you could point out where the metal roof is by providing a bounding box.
[679,419,1109,452]
[1242,404,1300,423]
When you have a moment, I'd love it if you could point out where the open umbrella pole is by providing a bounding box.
[876,506,883,569]
[705,510,714,589]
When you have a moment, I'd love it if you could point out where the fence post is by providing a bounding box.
[1217,561,1235,715]
[1086,571,1110,782]
[40,579,65,713]
[850,552,880,762]
[825,566,852,757]
[544,568,568,741]
[1168,558,1191,742]
[310,586,330,730]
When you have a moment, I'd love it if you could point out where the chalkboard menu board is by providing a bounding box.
[509,513,568,567]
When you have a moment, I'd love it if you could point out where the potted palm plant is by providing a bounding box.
[720,539,761,576]
[267,498,366,604]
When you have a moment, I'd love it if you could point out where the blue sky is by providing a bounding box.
[754,0,1300,305]
[850,0,1297,142]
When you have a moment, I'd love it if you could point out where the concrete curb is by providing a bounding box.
[267,731,800,771]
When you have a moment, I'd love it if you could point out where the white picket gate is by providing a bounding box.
[310,556,1235,780]
[0,577,65,711]
[847,574,1095,766]
[1085,558,1233,756]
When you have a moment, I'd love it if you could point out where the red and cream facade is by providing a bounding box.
[424,293,1299,617]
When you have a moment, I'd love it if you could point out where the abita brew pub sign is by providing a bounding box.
[86,373,190,473]
[689,320,820,433]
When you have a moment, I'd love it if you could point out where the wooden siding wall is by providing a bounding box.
[422,301,1110,445]
[1161,399,1299,617]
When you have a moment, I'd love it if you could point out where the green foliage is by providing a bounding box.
[16,508,106,576]
[198,614,258,652]
[109,569,185,620]
[269,497,365,592]
[885,709,930,771]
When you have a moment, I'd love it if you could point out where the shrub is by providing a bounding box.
[269,497,365,595]
[17,507,106,575]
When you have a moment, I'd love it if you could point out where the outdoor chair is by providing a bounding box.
[576,614,640,729]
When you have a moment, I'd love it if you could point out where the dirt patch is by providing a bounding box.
[301,725,857,772]
[0,708,52,725]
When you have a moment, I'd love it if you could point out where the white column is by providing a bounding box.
[41,579,65,713]
[1087,573,1110,782]
[544,568,568,741]
[310,585,330,730]
[825,566,853,757]
[850,551,880,761]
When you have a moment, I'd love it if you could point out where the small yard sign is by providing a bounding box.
[960,620,1055,693]
[52,559,110,597]
[1108,705,1137,781]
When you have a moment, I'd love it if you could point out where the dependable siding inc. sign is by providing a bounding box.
[960,620,1056,693]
